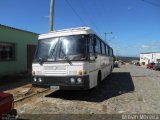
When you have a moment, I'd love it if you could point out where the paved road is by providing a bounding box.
[16,65,160,115]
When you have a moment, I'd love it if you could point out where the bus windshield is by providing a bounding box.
[34,35,87,62]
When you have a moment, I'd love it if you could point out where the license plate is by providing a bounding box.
[50,86,60,90]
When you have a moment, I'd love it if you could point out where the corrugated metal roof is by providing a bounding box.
[140,52,160,54]
[0,24,39,35]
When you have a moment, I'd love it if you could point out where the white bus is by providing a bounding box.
[32,27,114,90]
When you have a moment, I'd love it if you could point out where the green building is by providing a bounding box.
[0,24,38,77]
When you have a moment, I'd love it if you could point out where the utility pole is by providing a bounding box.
[116,50,119,61]
[50,0,54,31]
[104,32,107,41]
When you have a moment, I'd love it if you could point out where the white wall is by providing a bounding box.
[140,53,160,65]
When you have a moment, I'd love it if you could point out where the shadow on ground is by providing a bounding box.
[46,72,135,102]
[0,76,31,91]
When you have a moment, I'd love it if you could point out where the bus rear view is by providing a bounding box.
[32,27,113,90]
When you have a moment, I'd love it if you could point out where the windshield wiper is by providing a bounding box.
[64,56,72,65]
[61,49,72,65]
[38,57,46,65]
[48,42,59,60]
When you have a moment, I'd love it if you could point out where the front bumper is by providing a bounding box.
[32,75,90,90]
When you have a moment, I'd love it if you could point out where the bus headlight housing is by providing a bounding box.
[70,78,76,84]
[33,77,37,82]
[79,70,87,75]
[77,78,82,84]
[38,77,42,82]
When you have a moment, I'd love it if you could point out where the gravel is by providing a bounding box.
[15,64,160,114]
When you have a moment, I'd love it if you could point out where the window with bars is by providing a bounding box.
[0,42,15,61]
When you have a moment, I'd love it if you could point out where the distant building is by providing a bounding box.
[140,52,160,65]
[0,24,38,77]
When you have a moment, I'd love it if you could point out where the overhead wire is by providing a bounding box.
[78,0,101,34]
[64,0,114,42]
[65,0,102,34]
[94,0,114,40]
[65,0,86,26]
[141,0,160,7]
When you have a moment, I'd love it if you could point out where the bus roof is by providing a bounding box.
[39,27,97,39]
[38,27,111,46]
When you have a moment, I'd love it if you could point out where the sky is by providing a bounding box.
[0,0,160,57]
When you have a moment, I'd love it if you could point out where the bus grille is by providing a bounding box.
[44,66,67,76]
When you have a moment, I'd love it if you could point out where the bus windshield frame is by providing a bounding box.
[34,35,88,62]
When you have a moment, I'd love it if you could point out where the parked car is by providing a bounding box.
[114,61,119,67]
[121,61,126,65]
[135,62,140,66]
[153,63,160,71]
[0,93,17,118]
[147,63,155,69]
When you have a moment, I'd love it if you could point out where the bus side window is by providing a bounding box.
[89,37,95,60]
[95,38,101,54]
[111,49,113,57]
[109,47,111,56]
[106,45,109,56]
[102,43,106,55]
[108,47,113,57]
[112,49,114,57]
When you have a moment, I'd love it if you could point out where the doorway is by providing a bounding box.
[27,45,36,71]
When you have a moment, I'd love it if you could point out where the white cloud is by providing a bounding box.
[150,40,160,46]
[139,40,160,50]
[128,7,133,10]
[112,40,160,56]
[141,45,150,49]
[44,15,49,18]
[127,6,134,10]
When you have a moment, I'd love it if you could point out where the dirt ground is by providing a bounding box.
[14,65,160,115]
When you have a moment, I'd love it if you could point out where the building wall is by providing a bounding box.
[0,25,38,76]
[140,53,160,65]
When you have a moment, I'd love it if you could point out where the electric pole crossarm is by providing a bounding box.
[104,32,112,43]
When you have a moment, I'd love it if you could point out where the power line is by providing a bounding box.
[65,0,113,41]
[78,0,101,33]
[65,0,101,34]
[93,0,114,41]
[141,0,160,7]
[65,0,86,26]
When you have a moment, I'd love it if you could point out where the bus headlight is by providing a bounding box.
[33,77,37,82]
[77,78,82,84]
[38,77,42,82]
[70,78,75,84]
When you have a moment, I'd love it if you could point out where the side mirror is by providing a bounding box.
[90,55,97,60]
[90,56,95,61]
